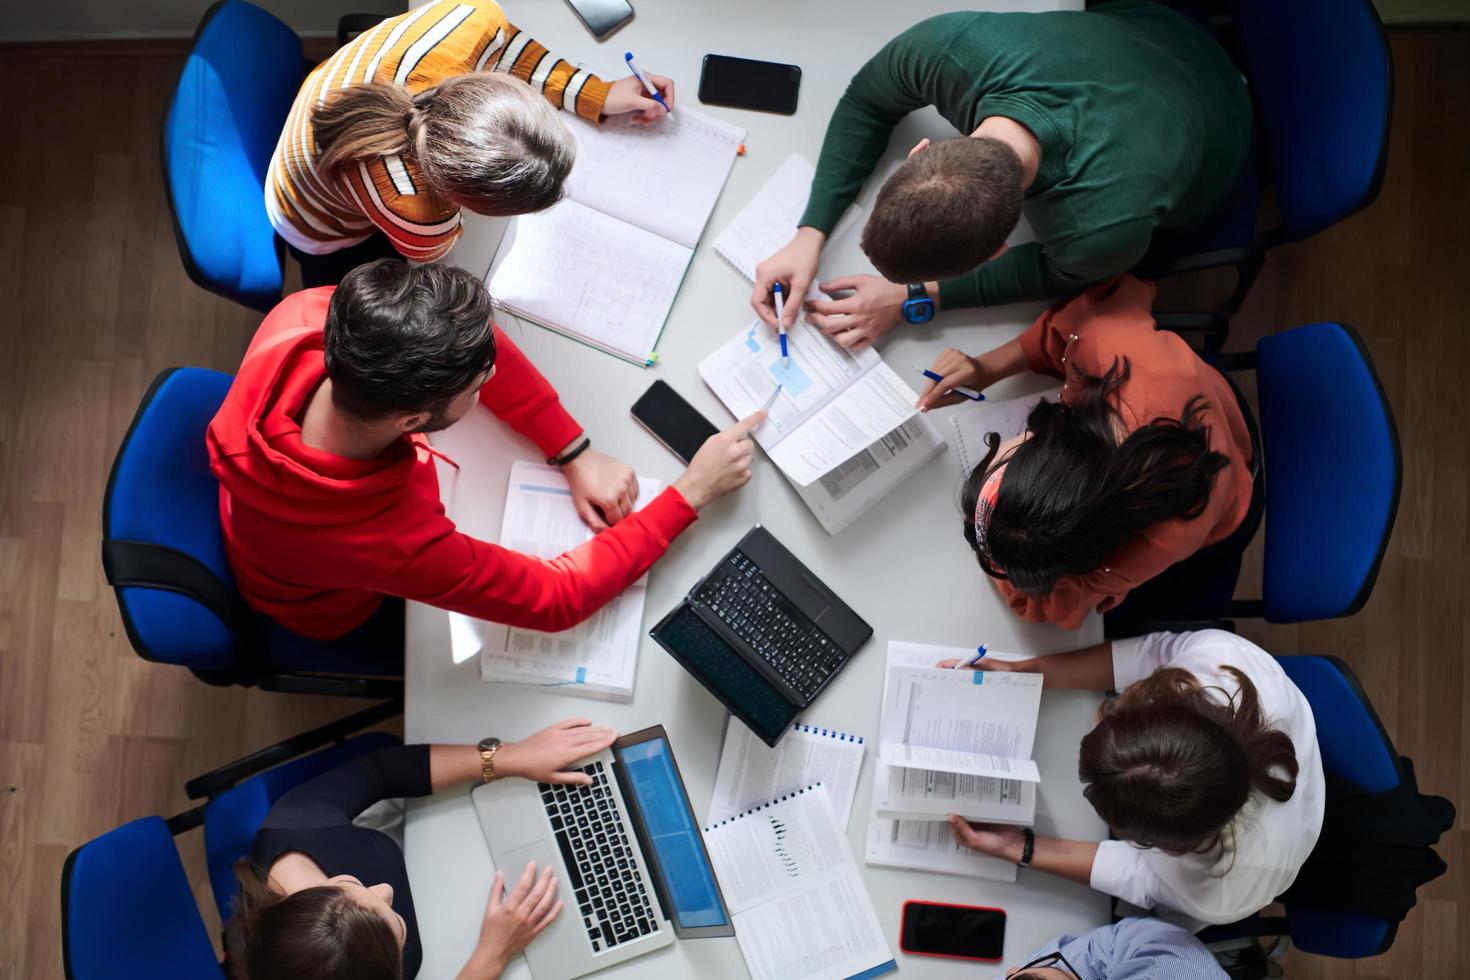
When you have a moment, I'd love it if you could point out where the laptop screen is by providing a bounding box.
[617,734,732,936]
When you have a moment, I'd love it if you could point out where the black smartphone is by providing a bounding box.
[899,901,1006,962]
[631,381,720,465]
[562,0,634,40]
[699,54,801,115]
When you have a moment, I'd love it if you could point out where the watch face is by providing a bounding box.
[478,737,501,752]
[903,298,935,324]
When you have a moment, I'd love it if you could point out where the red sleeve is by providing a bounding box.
[477,326,584,459]
[370,486,697,631]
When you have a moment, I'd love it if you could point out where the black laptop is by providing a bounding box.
[650,526,872,747]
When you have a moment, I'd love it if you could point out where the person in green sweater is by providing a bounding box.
[751,1,1251,350]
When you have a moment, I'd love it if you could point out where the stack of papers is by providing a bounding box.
[704,785,896,980]
[488,107,744,365]
[865,642,1043,884]
[706,718,866,830]
[468,461,659,701]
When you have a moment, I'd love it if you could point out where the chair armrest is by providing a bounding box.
[1155,312,1231,356]
[1149,246,1260,279]
[184,698,403,800]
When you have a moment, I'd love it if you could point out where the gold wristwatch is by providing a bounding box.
[477,737,503,784]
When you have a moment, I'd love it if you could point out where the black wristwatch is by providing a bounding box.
[1018,827,1036,868]
[900,282,935,324]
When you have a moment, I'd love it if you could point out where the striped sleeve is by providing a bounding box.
[494,23,611,121]
[343,159,462,262]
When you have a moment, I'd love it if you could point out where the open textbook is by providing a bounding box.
[863,642,1038,885]
[458,462,659,701]
[488,107,744,365]
[704,785,896,980]
[707,719,866,830]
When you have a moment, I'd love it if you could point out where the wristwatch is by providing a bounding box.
[477,737,503,784]
[1018,827,1036,868]
[900,282,935,324]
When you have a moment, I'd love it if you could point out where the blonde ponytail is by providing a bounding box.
[311,74,574,217]
[313,82,420,177]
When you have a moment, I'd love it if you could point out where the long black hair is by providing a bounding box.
[960,359,1228,595]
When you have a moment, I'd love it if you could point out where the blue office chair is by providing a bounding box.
[1140,0,1393,312]
[102,367,403,711]
[61,731,397,980]
[162,0,303,312]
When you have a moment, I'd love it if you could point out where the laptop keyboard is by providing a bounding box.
[540,762,658,954]
[693,552,844,700]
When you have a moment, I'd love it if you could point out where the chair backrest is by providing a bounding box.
[62,817,226,979]
[1255,322,1400,623]
[1233,0,1392,243]
[103,367,247,673]
[1274,655,1398,956]
[162,0,302,311]
[204,732,401,920]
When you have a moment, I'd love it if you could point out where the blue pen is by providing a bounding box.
[955,644,989,670]
[773,284,790,366]
[624,52,670,113]
[916,366,984,401]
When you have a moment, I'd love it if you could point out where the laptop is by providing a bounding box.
[650,525,873,747]
[471,725,733,979]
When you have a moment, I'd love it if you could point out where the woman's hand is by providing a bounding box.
[494,719,617,786]
[604,74,674,124]
[802,275,911,351]
[933,656,1032,672]
[916,348,995,411]
[752,228,825,329]
[947,816,1027,863]
[562,447,639,532]
[459,862,562,979]
[673,411,764,510]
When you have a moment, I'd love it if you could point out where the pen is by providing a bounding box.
[955,644,988,670]
[760,383,783,413]
[916,366,984,402]
[623,52,670,113]
[773,284,789,367]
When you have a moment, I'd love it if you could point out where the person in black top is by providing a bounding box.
[224,717,616,980]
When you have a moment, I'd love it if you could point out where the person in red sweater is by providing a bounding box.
[915,275,1256,630]
[208,259,762,649]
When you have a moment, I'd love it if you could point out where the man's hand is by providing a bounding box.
[603,74,674,125]
[562,447,639,531]
[752,228,825,329]
[673,411,764,510]
[947,816,1027,863]
[494,718,617,786]
[802,275,910,351]
[458,862,562,980]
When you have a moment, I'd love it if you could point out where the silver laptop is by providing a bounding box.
[472,725,734,978]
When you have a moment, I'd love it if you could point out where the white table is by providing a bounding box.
[403,1,1101,977]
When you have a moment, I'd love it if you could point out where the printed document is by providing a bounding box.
[704,785,896,980]
[475,462,660,701]
[706,720,866,830]
[878,664,1044,782]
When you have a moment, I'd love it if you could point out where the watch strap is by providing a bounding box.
[907,282,928,302]
[1018,827,1036,867]
[480,741,501,784]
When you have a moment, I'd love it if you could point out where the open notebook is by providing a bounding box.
[488,107,745,365]
[706,718,866,830]
[704,785,896,980]
[469,461,660,701]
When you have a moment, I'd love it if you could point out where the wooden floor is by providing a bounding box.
[1,28,1465,980]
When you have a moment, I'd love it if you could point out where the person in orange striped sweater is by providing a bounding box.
[268,0,673,285]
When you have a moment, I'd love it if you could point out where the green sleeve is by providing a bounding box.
[799,17,973,234]
[938,218,1156,308]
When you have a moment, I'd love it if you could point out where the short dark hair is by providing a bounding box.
[860,136,1023,283]
[323,258,497,421]
[225,861,402,980]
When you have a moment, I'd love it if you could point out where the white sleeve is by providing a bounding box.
[1110,631,1201,689]
[1090,835,1284,926]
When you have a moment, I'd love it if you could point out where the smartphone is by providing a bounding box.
[562,0,634,40]
[899,901,1006,962]
[699,54,801,115]
[631,381,720,465]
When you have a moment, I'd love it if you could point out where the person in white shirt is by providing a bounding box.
[938,630,1324,928]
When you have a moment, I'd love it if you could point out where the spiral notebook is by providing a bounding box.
[706,717,867,830]
[703,784,896,980]
[711,152,863,284]
[488,106,745,365]
[951,385,1064,473]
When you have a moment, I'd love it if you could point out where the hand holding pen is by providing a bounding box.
[773,284,790,367]
[916,348,994,411]
[620,52,673,123]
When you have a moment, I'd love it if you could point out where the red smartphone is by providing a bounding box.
[899,900,1006,962]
